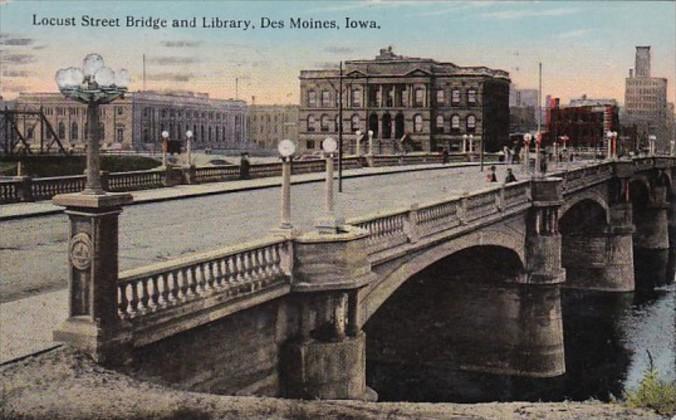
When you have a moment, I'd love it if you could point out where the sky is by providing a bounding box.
[1,0,674,106]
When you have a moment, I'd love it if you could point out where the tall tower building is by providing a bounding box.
[635,46,651,77]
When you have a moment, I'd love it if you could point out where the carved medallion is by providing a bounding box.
[70,232,93,271]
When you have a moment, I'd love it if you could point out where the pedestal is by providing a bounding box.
[52,192,133,365]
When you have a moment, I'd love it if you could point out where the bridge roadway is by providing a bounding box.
[0,162,578,304]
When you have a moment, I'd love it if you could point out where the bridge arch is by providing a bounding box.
[362,226,525,324]
[558,189,610,225]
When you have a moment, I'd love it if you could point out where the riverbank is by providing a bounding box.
[0,347,666,419]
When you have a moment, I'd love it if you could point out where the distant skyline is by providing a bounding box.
[1,0,675,106]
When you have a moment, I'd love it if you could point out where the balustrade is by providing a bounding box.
[0,179,21,204]
[31,175,86,201]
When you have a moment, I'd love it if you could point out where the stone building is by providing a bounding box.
[13,91,247,151]
[246,104,299,151]
[624,46,670,150]
[298,47,510,154]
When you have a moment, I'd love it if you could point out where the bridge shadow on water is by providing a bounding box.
[364,247,675,403]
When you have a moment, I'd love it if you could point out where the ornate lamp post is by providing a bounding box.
[462,134,468,154]
[277,139,295,231]
[355,130,362,157]
[52,54,133,364]
[316,136,342,234]
[367,129,374,156]
[670,139,675,157]
[535,132,542,177]
[161,130,169,167]
[648,134,657,156]
[523,133,532,174]
[185,129,193,166]
[606,131,618,160]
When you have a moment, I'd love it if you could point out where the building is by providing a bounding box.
[509,85,538,134]
[246,104,299,151]
[546,96,620,149]
[13,91,247,151]
[624,46,670,150]
[298,47,510,154]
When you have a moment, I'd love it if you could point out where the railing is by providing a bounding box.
[350,209,410,255]
[0,178,21,204]
[31,175,86,201]
[417,198,461,238]
[193,165,239,183]
[117,237,291,321]
[108,170,165,192]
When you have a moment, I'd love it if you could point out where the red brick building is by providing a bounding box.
[546,97,619,148]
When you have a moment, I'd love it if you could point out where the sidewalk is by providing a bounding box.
[0,161,485,221]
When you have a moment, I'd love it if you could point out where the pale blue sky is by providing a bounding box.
[1,0,674,105]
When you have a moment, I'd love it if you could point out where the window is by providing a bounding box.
[306,140,315,150]
[467,89,477,104]
[466,114,476,131]
[320,115,330,132]
[57,107,65,116]
[71,122,78,140]
[58,122,65,138]
[143,128,150,143]
[27,127,34,140]
[352,88,362,108]
[161,109,167,118]
[451,114,460,130]
[452,89,461,105]
[307,90,317,107]
[351,114,360,132]
[143,107,150,118]
[335,115,341,131]
[436,115,444,133]
[436,89,445,104]
[307,115,316,132]
[321,90,331,107]
[209,127,213,142]
[415,88,424,106]
[116,128,124,142]
[117,107,124,116]
[414,114,423,133]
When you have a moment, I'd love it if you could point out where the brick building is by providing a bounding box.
[13,91,247,152]
[298,47,510,154]
[246,104,299,151]
[546,96,620,148]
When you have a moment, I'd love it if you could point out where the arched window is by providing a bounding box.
[414,114,423,133]
[466,114,476,131]
[307,115,316,132]
[201,125,205,140]
[436,89,445,104]
[351,88,362,108]
[467,89,477,104]
[451,89,461,105]
[351,114,360,132]
[321,90,331,107]
[307,90,317,107]
[320,114,330,132]
[451,114,460,131]
[27,127,34,140]
[209,126,213,142]
[58,122,65,139]
[71,122,78,140]
[436,115,444,133]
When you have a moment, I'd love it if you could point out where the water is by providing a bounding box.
[365,261,676,403]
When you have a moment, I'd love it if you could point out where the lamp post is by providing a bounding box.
[185,129,193,166]
[523,133,532,175]
[277,139,295,230]
[462,134,468,154]
[606,131,618,160]
[670,139,675,157]
[161,130,169,167]
[367,129,374,156]
[52,53,133,363]
[316,136,342,234]
[55,53,129,194]
[535,132,542,177]
[355,129,362,157]
[648,134,656,156]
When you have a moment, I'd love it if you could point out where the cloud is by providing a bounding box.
[480,7,578,20]
[323,46,355,55]
[146,72,195,82]
[160,40,202,48]
[1,53,35,65]
[313,62,340,70]
[1,37,34,46]
[32,45,47,50]
[146,56,201,65]
[2,69,32,77]
[556,28,592,39]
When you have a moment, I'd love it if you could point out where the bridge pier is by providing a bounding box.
[280,226,377,401]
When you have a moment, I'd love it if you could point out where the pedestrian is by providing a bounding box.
[442,149,449,164]
[503,145,511,164]
[239,152,251,180]
[505,168,517,183]
[487,165,497,182]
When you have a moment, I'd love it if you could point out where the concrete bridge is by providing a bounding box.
[51,156,675,401]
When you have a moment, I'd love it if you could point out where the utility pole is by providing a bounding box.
[338,61,344,192]
[142,54,146,91]
[235,77,239,100]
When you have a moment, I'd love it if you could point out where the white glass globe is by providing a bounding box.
[115,69,130,88]
[186,130,193,138]
[355,130,362,136]
[94,67,115,87]
[55,67,84,89]
[278,139,296,157]
[161,130,169,139]
[322,137,338,154]
[83,53,105,77]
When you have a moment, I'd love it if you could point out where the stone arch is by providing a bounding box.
[559,189,610,225]
[361,227,525,325]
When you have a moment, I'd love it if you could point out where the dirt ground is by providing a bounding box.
[0,347,666,420]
